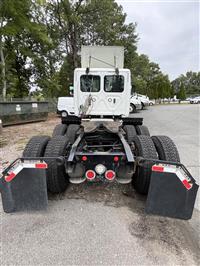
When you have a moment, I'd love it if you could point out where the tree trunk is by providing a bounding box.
[0,38,7,99]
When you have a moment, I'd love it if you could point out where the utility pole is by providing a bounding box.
[0,15,7,100]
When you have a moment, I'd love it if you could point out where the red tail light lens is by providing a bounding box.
[105,170,115,181]
[82,156,87,161]
[113,156,119,162]
[86,170,96,180]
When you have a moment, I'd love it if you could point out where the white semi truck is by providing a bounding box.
[0,46,198,220]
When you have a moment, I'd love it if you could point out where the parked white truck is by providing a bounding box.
[57,97,75,117]
[136,94,150,109]
[130,95,142,113]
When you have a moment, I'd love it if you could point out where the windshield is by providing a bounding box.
[104,75,124,92]
[80,75,100,92]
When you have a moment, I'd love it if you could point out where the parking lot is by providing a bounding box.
[0,104,200,265]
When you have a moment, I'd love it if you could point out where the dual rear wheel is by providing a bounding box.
[52,123,80,143]
[123,124,150,143]
[123,124,180,194]
[132,135,180,194]
[23,123,80,193]
[23,123,180,196]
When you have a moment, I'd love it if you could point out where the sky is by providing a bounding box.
[116,0,199,80]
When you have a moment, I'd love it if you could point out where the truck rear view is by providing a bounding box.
[0,46,198,220]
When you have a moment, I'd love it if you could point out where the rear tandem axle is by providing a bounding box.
[0,118,199,219]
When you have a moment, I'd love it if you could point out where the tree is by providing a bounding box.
[51,0,138,95]
[130,53,173,100]
[0,0,174,99]
[81,0,137,66]
[177,84,186,101]
[171,71,200,97]
[0,0,50,98]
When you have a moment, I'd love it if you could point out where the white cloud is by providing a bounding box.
[117,0,199,80]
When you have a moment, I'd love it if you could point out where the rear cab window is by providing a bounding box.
[104,75,124,92]
[80,75,100,92]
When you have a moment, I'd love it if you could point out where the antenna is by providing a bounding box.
[114,56,116,68]
[86,56,91,74]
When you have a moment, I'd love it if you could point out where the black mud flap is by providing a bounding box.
[0,160,48,213]
[145,164,199,220]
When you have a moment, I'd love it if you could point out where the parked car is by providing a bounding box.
[190,96,200,104]
[130,95,142,113]
[149,100,155,106]
[136,94,150,109]
[57,97,75,117]
[186,97,192,101]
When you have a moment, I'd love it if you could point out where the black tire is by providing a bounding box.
[129,103,136,113]
[52,124,68,137]
[23,136,50,157]
[65,124,80,143]
[44,136,70,193]
[151,135,180,162]
[123,125,137,143]
[136,125,150,136]
[132,135,158,194]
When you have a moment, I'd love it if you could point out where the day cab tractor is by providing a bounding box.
[0,46,198,219]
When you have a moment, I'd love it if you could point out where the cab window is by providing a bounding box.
[80,75,100,92]
[104,75,124,92]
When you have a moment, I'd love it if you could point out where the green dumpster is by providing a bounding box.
[0,101,48,126]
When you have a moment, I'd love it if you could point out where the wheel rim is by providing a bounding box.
[129,106,133,112]
[61,111,67,117]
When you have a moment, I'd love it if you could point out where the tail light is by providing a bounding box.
[82,156,87,161]
[86,170,96,180]
[113,156,119,162]
[105,170,115,181]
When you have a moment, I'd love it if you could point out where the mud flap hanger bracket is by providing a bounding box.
[136,157,196,183]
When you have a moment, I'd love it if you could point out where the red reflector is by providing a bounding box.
[35,163,47,169]
[5,172,16,182]
[82,156,87,161]
[182,179,192,190]
[105,170,115,180]
[114,156,119,162]
[152,165,164,172]
[86,170,96,180]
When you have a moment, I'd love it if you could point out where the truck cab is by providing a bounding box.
[73,68,131,117]
[73,46,131,118]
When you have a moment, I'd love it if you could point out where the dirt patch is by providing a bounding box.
[49,182,146,214]
[0,136,8,148]
[0,115,60,165]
